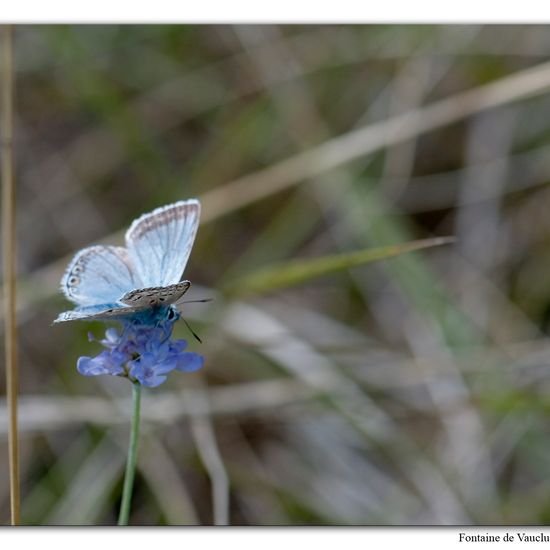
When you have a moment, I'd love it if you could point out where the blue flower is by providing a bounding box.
[77,307,204,387]
[77,350,127,377]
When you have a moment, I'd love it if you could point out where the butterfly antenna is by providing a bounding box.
[178,298,214,304]
[182,317,203,344]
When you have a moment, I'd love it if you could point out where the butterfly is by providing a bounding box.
[55,199,201,323]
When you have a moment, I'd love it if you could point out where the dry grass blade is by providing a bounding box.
[0,379,316,434]
[44,434,124,525]
[200,58,550,223]
[139,435,200,525]
[225,237,456,297]
[187,380,230,526]
[1,24,19,526]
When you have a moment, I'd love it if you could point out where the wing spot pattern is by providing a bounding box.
[119,281,191,307]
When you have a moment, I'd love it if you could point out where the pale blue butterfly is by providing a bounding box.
[55,199,201,323]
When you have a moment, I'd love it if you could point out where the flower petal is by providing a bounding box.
[129,358,169,387]
[141,374,168,388]
[175,352,204,373]
[169,339,188,353]
[77,351,125,377]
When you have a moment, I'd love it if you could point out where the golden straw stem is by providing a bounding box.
[2,25,20,526]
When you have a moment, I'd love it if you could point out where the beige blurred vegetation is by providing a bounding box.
[3,24,550,525]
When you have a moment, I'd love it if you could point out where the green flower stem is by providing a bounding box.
[118,381,142,526]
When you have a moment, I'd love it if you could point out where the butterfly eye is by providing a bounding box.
[168,309,175,320]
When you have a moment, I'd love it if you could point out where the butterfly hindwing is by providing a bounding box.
[62,245,140,306]
[54,303,149,323]
[125,199,200,287]
[119,281,191,307]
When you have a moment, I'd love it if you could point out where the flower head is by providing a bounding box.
[77,307,204,387]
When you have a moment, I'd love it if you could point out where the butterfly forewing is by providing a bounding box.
[62,245,140,306]
[125,200,200,288]
[119,281,191,307]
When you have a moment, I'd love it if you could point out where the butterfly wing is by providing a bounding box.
[54,303,149,323]
[62,245,141,306]
[125,199,200,288]
[119,281,191,307]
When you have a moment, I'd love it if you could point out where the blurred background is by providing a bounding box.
[2,24,550,525]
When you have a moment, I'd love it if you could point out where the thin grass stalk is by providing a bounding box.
[1,24,19,526]
[117,382,142,526]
